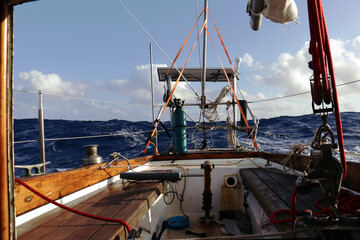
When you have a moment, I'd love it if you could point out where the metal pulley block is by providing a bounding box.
[309,76,334,115]
[311,115,337,150]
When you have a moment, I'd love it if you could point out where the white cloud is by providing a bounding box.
[353,36,360,51]
[98,63,199,105]
[110,79,129,88]
[244,43,312,95]
[14,65,203,120]
[242,53,254,67]
[14,36,360,120]
[242,36,360,118]
[17,70,85,96]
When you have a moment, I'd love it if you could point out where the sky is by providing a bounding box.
[12,0,360,121]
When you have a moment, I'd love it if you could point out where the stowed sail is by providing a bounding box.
[247,0,298,30]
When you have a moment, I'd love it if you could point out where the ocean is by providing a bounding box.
[14,112,360,177]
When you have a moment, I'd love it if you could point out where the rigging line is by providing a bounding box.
[195,0,202,69]
[117,0,200,99]
[248,79,360,104]
[14,89,163,107]
[205,25,259,150]
[166,7,205,76]
[207,9,260,149]
[208,9,235,72]
[14,129,161,144]
[143,20,208,155]
[248,91,310,103]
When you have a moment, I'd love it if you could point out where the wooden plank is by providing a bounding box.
[18,180,144,239]
[250,168,310,211]
[60,183,152,240]
[261,168,325,211]
[240,169,289,217]
[15,155,153,215]
[18,182,125,239]
[15,151,360,219]
[240,169,291,233]
[342,161,360,193]
[153,151,312,171]
[8,0,38,6]
[18,181,162,240]
[89,182,164,240]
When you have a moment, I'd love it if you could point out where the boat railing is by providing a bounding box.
[14,75,360,177]
[13,89,246,176]
[13,89,164,176]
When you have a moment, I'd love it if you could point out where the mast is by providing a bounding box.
[201,0,208,146]
[201,0,208,107]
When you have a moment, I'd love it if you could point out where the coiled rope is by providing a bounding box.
[204,86,230,122]
[226,101,240,148]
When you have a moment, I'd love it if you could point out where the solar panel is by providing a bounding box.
[157,67,234,82]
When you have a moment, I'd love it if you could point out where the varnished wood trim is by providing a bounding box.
[15,155,154,216]
[8,0,37,6]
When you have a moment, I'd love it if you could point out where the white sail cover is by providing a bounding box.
[261,0,298,24]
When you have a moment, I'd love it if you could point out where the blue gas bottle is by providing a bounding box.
[173,106,187,153]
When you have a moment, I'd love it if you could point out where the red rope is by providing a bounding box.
[307,0,347,178]
[270,187,360,228]
[270,209,300,225]
[290,188,298,230]
[15,178,131,234]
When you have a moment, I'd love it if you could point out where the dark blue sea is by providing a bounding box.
[14,112,360,177]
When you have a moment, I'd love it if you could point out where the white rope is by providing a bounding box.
[281,143,310,175]
[204,86,230,122]
[226,101,240,148]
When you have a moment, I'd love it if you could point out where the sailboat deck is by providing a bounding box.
[240,167,325,233]
[17,180,164,240]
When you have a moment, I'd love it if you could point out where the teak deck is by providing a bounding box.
[17,180,164,240]
[240,167,325,233]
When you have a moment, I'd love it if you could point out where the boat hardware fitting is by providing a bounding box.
[296,118,343,215]
[120,171,203,182]
[201,160,215,222]
[82,145,103,166]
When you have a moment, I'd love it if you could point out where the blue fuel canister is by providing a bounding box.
[173,107,187,153]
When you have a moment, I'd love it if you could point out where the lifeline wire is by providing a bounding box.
[14,89,161,107]
[14,79,360,107]
[117,0,200,100]
[248,79,360,103]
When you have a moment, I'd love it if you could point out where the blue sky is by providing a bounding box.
[13,0,360,121]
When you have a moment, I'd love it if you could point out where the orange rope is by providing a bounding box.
[208,10,235,72]
[143,19,208,154]
[205,24,259,150]
[166,8,206,76]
